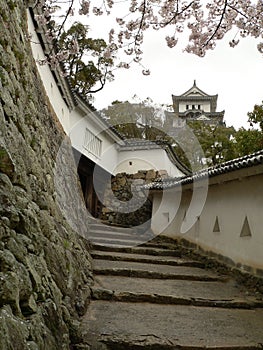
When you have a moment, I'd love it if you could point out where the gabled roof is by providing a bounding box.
[173,80,218,99]
[197,115,210,121]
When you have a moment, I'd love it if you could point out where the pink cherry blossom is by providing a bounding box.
[37,0,263,77]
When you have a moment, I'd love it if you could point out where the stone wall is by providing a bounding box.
[0,1,93,349]
[100,170,168,228]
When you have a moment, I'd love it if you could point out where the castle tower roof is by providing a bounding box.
[172,81,220,114]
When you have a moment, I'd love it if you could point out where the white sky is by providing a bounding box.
[71,8,263,130]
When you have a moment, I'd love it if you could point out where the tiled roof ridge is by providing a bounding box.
[178,111,225,117]
[172,81,218,99]
[144,149,263,190]
[29,5,126,140]
[172,95,218,100]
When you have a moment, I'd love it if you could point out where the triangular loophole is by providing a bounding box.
[213,216,220,233]
[240,216,252,237]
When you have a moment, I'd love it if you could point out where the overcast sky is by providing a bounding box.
[70,7,263,128]
[79,11,263,130]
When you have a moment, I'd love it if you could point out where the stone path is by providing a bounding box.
[80,223,263,349]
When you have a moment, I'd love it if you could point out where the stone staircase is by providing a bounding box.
[86,220,154,247]
[80,224,263,349]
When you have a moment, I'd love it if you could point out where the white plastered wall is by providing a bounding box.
[27,11,71,133]
[179,101,211,113]
[28,9,191,178]
[116,148,185,177]
[151,169,263,273]
[27,10,119,174]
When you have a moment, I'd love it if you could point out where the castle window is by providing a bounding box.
[198,104,201,109]
[192,105,195,109]
[84,129,102,157]
[186,105,189,110]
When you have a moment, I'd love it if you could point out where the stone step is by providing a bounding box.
[83,235,263,349]
[89,222,153,235]
[87,229,152,241]
[93,260,226,282]
[89,223,136,234]
[93,268,224,281]
[88,225,155,247]
[91,250,204,268]
[80,301,263,349]
[91,244,182,257]
[92,275,263,309]
[92,287,263,309]
[89,236,148,247]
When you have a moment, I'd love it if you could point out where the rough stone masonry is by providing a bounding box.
[100,170,168,227]
[0,1,93,348]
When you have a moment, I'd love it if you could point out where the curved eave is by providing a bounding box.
[29,6,125,144]
[74,94,125,144]
[29,6,77,110]
[172,95,218,101]
[179,111,225,118]
[164,144,191,175]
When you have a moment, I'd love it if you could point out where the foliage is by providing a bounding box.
[101,99,165,140]
[187,121,237,165]
[101,98,263,168]
[247,101,263,130]
[58,22,114,95]
[32,1,263,98]
[234,127,263,157]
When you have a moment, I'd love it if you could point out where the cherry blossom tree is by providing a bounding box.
[34,0,263,78]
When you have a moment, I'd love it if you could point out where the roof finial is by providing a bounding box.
[193,79,196,86]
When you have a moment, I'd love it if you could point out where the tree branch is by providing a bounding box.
[162,0,195,27]
[56,0,75,39]
[202,0,228,48]
[135,0,147,45]
[89,69,107,94]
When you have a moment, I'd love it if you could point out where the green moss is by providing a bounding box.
[0,10,8,22]
[0,68,7,86]
[14,48,25,67]
[30,136,37,148]
[14,88,20,100]
[7,1,17,11]
[63,239,71,250]
[0,147,15,178]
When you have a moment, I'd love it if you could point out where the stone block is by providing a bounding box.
[157,169,168,178]
[0,145,15,179]
[145,169,156,180]
[0,305,29,350]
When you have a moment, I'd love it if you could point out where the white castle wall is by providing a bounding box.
[179,101,211,113]
[151,165,263,274]
[28,10,263,276]
[116,148,185,177]
[28,9,186,177]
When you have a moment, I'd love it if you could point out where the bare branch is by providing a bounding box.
[202,0,228,49]
[162,1,196,27]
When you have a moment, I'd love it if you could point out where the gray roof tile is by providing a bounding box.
[144,150,263,190]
